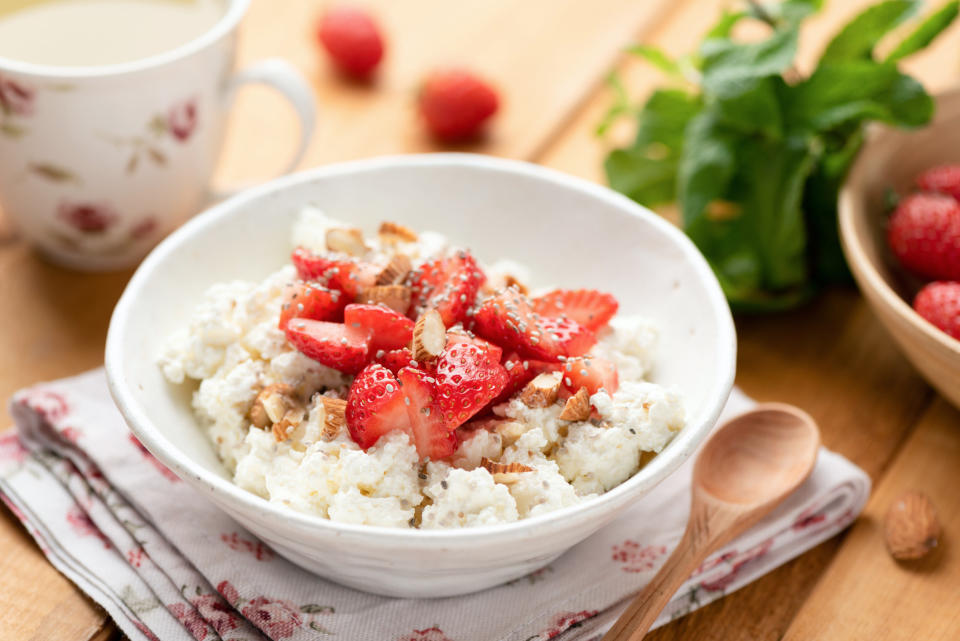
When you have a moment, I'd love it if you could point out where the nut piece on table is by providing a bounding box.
[519,371,562,408]
[884,490,941,561]
[412,309,447,361]
[378,221,418,244]
[319,396,347,441]
[357,285,412,314]
[480,457,533,484]
[325,227,368,256]
[559,387,591,421]
[376,254,412,286]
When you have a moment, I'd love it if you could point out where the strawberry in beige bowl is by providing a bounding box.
[106,154,735,597]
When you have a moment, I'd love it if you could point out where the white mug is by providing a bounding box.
[0,0,315,271]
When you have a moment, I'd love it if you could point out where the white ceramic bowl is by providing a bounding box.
[105,154,736,598]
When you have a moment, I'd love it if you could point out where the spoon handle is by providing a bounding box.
[600,525,711,641]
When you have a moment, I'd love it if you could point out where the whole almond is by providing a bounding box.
[884,490,940,561]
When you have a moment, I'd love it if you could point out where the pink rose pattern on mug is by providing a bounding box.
[1,71,197,257]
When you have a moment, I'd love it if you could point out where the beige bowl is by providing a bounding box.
[839,88,960,409]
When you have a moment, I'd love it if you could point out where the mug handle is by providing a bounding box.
[211,58,316,200]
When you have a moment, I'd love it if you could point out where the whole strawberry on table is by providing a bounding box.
[887,165,960,341]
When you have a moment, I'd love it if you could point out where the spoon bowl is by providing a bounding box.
[696,403,820,507]
[603,403,820,641]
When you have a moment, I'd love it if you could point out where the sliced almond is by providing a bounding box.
[375,253,412,286]
[412,310,447,362]
[249,384,294,429]
[504,275,528,295]
[378,221,418,244]
[493,420,531,447]
[320,397,347,441]
[519,371,562,408]
[272,407,305,442]
[358,285,412,314]
[325,227,367,256]
[559,387,591,421]
[480,457,534,484]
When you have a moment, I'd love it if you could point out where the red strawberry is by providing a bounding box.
[374,347,415,374]
[316,6,384,78]
[473,288,597,361]
[346,364,408,449]
[913,281,960,341]
[533,289,619,332]
[419,69,499,142]
[916,165,960,201]
[488,352,559,406]
[278,283,346,330]
[560,356,619,395]
[397,367,457,460]
[291,247,379,298]
[285,319,372,374]
[409,251,485,326]
[433,340,509,428]
[344,303,414,352]
[445,329,503,364]
[887,193,960,280]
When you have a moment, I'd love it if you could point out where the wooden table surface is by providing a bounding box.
[2,1,959,639]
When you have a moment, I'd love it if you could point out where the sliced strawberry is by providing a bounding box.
[374,347,415,374]
[291,247,379,298]
[432,340,509,428]
[473,288,597,361]
[561,356,619,395]
[488,352,559,406]
[533,289,619,332]
[278,283,347,330]
[285,319,372,374]
[397,367,457,460]
[445,328,503,364]
[409,250,485,327]
[344,303,414,352]
[346,364,410,449]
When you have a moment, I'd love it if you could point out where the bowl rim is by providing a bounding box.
[837,99,960,359]
[105,153,736,544]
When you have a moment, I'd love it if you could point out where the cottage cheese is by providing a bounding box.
[159,208,686,528]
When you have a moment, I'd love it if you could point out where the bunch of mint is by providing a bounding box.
[602,0,958,311]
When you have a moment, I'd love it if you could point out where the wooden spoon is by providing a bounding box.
[602,403,820,641]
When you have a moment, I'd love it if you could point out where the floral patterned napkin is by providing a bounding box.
[0,369,869,641]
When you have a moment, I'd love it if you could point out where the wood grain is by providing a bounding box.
[782,398,960,639]
[0,503,109,641]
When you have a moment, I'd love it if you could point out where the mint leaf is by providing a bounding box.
[705,10,747,39]
[627,44,684,77]
[678,112,737,232]
[886,0,959,62]
[700,27,798,91]
[709,75,785,138]
[820,0,918,62]
[788,61,932,130]
[604,89,701,205]
[749,0,824,25]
